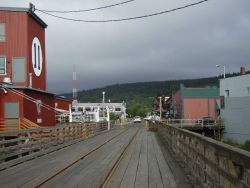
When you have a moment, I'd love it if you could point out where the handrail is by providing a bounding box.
[0,118,19,131]
[0,118,40,132]
[154,121,250,188]
[19,118,40,130]
[0,122,108,170]
[162,118,224,128]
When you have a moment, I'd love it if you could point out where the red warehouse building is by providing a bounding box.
[172,84,220,120]
[0,5,57,129]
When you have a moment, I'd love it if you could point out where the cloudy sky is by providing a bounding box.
[1,0,250,93]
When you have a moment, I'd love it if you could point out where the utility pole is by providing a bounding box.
[106,106,110,130]
[102,91,105,120]
[72,64,77,101]
[159,96,162,121]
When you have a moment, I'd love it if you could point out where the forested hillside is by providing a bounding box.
[63,72,249,116]
[64,76,221,116]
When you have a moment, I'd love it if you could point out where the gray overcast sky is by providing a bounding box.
[1,0,250,93]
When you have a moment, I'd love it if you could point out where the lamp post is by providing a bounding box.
[102,91,105,120]
[159,96,162,121]
[216,65,226,79]
[102,91,105,103]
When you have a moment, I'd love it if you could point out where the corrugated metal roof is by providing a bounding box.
[55,96,72,102]
[5,85,55,96]
[182,87,219,98]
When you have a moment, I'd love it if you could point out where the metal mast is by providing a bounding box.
[72,64,77,101]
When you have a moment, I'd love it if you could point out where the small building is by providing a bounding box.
[220,68,250,144]
[72,102,126,122]
[0,86,55,127]
[55,96,72,112]
[172,84,220,120]
[0,5,57,129]
[55,96,72,123]
[153,95,170,118]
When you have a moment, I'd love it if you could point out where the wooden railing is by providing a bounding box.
[19,118,40,130]
[0,118,19,132]
[0,118,41,132]
[162,118,224,129]
[0,122,108,170]
[153,121,250,188]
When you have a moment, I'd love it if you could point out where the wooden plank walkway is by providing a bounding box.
[105,128,193,188]
[0,124,193,188]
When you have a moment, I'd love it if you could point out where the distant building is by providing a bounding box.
[153,95,170,118]
[171,84,220,120]
[220,68,250,143]
[72,102,126,122]
[55,96,72,112]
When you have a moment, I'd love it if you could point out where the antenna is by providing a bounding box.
[72,64,77,101]
[29,3,36,12]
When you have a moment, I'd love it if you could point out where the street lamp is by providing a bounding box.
[102,91,105,103]
[216,65,226,79]
[102,91,105,120]
[159,96,162,121]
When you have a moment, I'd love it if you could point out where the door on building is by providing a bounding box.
[4,102,19,130]
[12,57,26,83]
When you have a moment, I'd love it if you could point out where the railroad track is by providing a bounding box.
[32,125,141,188]
[100,126,140,188]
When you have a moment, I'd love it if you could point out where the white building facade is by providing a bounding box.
[220,74,250,143]
[72,102,126,122]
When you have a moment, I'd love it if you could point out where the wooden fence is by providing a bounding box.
[153,121,250,188]
[0,122,107,171]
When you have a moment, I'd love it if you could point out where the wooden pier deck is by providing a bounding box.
[0,124,193,188]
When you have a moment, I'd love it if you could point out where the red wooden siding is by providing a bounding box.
[0,11,46,90]
[0,90,24,118]
[173,91,181,118]
[0,11,28,85]
[23,90,55,127]
[27,15,46,90]
[55,98,71,111]
[183,98,217,119]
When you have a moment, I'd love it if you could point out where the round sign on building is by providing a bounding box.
[32,37,43,77]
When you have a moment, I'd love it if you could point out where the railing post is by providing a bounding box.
[19,118,21,130]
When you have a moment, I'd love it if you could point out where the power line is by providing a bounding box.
[5,87,63,114]
[36,0,135,13]
[36,0,209,23]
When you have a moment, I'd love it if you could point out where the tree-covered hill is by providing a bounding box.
[63,76,221,116]
[63,71,249,117]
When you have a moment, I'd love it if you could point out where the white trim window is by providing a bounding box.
[0,56,6,75]
[0,23,5,42]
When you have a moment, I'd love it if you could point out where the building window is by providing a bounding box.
[225,90,230,97]
[115,108,121,112]
[0,56,6,75]
[220,96,225,109]
[85,107,91,111]
[0,23,5,42]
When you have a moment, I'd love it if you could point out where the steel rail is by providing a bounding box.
[32,127,131,187]
[100,126,141,188]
